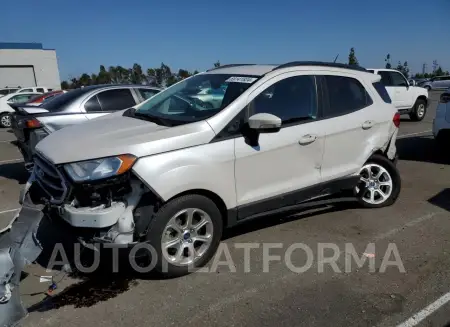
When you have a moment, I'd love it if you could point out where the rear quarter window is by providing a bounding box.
[372,82,392,103]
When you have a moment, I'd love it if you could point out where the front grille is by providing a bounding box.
[33,154,68,204]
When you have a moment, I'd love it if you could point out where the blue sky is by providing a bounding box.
[1,0,448,80]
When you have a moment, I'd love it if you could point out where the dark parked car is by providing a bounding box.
[11,84,161,170]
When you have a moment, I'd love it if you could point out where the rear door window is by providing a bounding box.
[84,95,102,112]
[377,71,392,86]
[323,76,373,118]
[96,89,136,112]
[36,88,45,93]
[389,72,408,87]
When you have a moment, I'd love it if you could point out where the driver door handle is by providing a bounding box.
[299,134,317,145]
[362,120,375,130]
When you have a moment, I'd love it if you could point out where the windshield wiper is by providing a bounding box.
[135,112,171,126]
[124,108,171,126]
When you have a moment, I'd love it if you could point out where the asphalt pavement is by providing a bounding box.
[0,91,449,327]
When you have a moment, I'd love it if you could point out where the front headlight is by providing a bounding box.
[64,154,137,182]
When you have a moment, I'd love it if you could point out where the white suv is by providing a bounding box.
[18,62,401,277]
[15,86,53,94]
[367,68,429,121]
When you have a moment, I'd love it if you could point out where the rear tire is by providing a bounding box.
[0,113,11,128]
[409,99,427,121]
[354,154,401,208]
[144,194,223,278]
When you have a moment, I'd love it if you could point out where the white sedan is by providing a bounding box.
[0,92,41,128]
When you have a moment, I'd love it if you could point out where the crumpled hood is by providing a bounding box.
[35,112,216,164]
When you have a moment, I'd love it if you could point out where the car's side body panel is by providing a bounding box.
[132,139,237,209]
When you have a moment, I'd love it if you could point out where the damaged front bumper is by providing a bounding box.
[0,172,155,326]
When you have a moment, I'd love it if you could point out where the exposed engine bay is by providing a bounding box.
[0,163,160,326]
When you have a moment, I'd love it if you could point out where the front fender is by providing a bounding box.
[132,140,237,209]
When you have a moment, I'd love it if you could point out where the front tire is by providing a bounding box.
[354,154,401,208]
[145,194,223,277]
[0,113,11,128]
[409,99,427,121]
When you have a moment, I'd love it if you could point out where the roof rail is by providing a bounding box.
[273,61,368,72]
[206,64,256,72]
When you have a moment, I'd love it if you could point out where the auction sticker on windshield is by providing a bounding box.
[225,76,258,83]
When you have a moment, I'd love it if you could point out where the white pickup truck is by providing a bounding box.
[368,68,429,121]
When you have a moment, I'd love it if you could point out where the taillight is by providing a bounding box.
[25,118,41,128]
[393,112,401,128]
[440,93,450,104]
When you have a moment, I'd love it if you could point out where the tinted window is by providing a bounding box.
[367,70,375,73]
[84,95,102,112]
[97,89,136,112]
[41,87,98,112]
[48,88,53,91]
[324,76,373,117]
[249,75,317,125]
[138,88,160,100]
[36,88,45,93]
[0,90,10,96]
[390,72,408,87]
[19,88,33,93]
[372,82,392,103]
[9,94,35,103]
[378,71,392,86]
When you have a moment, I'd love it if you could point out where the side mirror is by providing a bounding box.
[409,80,416,86]
[248,113,281,132]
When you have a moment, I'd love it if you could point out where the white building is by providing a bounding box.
[0,42,61,90]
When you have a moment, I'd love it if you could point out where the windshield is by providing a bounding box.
[134,73,260,124]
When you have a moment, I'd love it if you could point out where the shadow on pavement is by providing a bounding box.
[396,136,450,165]
[223,203,354,240]
[428,188,450,212]
[0,162,28,184]
[26,201,356,313]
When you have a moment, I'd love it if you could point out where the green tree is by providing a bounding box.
[348,48,359,65]
[70,77,80,89]
[97,65,111,84]
[61,81,69,89]
[396,61,410,78]
[108,66,130,84]
[91,73,98,84]
[159,63,174,87]
[146,68,158,86]
[130,63,145,84]
[385,54,391,69]
[178,69,191,80]
[79,73,92,86]
[193,70,199,75]
[434,66,444,76]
